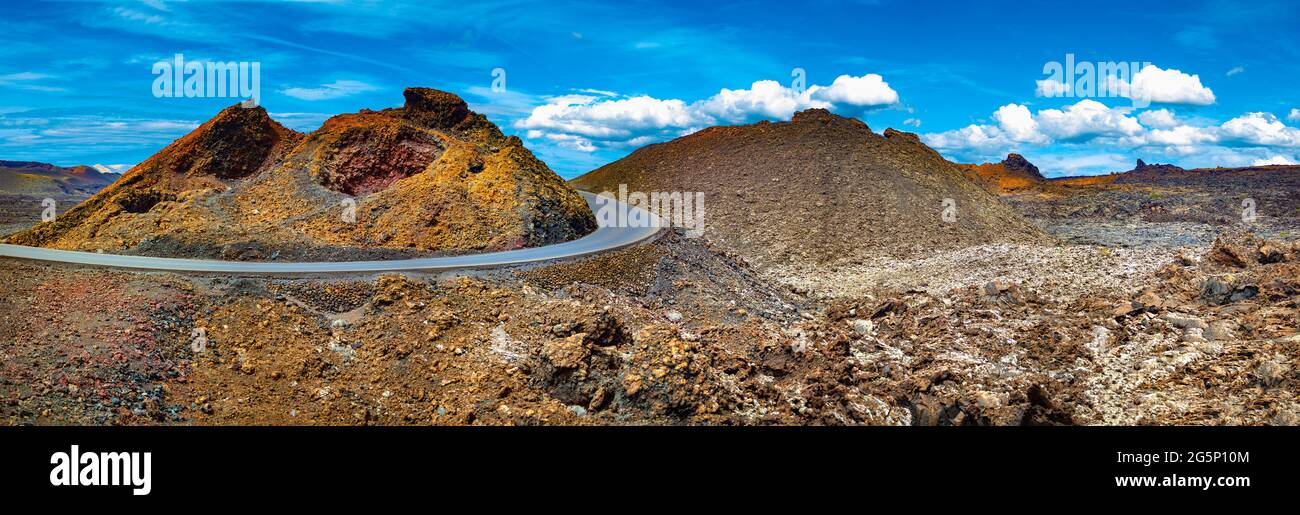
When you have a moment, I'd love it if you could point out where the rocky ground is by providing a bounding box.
[0,194,88,237]
[2,226,1295,426]
[3,147,1298,426]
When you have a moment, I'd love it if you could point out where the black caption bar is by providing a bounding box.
[0,426,1290,505]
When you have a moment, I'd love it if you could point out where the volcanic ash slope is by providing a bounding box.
[571,108,1051,275]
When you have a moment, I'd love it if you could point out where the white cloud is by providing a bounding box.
[1251,155,1297,166]
[921,123,1013,154]
[1218,112,1300,147]
[903,118,922,128]
[1289,108,1300,122]
[1035,79,1070,97]
[280,80,379,101]
[695,80,827,123]
[808,73,899,107]
[1137,109,1178,129]
[1109,65,1216,105]
[515,73,899,151]
[993,103,1046,143]
[1144,125,1217,146]
[924,96,1300,175]
[520,94,698,139]
[1035,99,1144,140]
[922,100,1143,154]
[1226,66,1245,77]
[922,92,1300,174]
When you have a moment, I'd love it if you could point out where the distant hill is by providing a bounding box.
[1046,159,1300,187]
[0,160,116,196]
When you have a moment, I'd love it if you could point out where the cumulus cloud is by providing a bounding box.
[808,73,899,107]
[515,74,898,151]
[1144,125,1218,146]
[921,124,1012,154]
[1129,113,1300,150]
[922,100,1300,168]
[1251,155,1297,166]
[923,100,1141,152]
[992,103,1045,143]
[1036,100,1144,140]
[694,80,828,123]
[1108,65,1216,105]
[1289,108,1300,122]
[1218,112,1300,147]
[517,94,698,150]
[1137,109,1178,129]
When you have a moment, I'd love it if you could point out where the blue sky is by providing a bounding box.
[1,0,1298,178]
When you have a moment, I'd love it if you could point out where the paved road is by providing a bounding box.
[0,192,660,274]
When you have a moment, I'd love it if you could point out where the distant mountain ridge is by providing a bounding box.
[0,160,117,196]
[1046,159,1300,187]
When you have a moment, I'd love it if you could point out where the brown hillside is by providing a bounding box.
[571,108,1050,271]
[7,88,595,260]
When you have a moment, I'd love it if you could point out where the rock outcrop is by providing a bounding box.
[956,153,1046,193]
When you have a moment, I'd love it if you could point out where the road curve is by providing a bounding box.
[0,192,661,275]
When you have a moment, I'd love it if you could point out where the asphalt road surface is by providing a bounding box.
[0,192,661,275]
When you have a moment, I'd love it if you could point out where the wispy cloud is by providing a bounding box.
[280,80,380,101]
[0,72,64,92]
[0,114,200,156]
[112,6,166,26]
